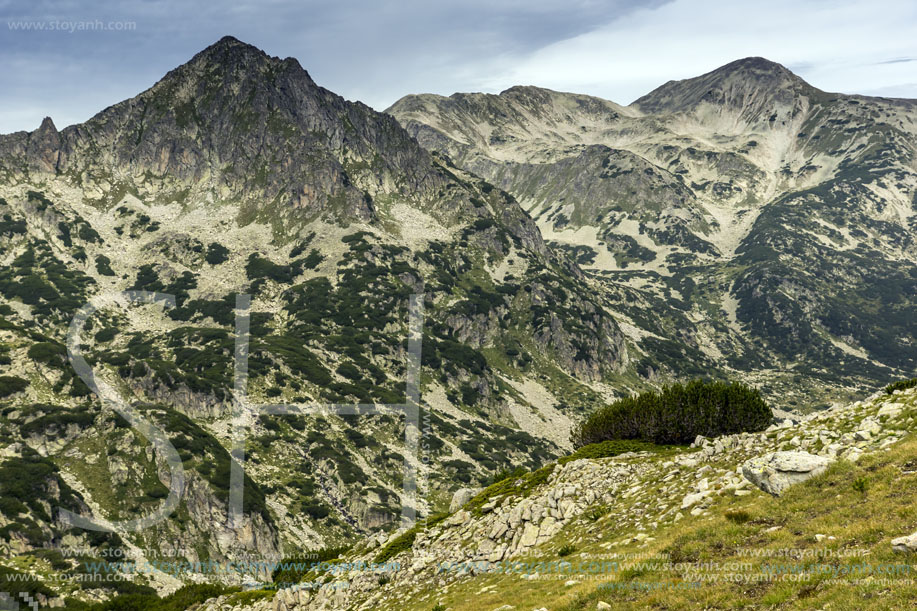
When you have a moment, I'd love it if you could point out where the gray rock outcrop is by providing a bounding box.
[449,487,483,512]
[742,451,832,496]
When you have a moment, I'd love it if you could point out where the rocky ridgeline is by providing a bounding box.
[199,386,917,610]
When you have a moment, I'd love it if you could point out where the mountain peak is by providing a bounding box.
[706,56,803,87]
[720,56,793,73]
[137,35,317,116]
[209,34,246,48]
[31,37,445,223]
[632,56,815,116]
[36,116,57,135]
[180,35,284,75]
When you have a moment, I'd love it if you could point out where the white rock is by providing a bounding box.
[878,404,904,419]
[892,532,917,553]
[742,451,833,496]
[681,491,707,509]
[450,487,483,512]
[519,523,540,548]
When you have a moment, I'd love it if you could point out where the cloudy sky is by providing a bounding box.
[1,0,916,134]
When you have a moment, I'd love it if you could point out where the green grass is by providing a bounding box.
[413,433,917,611]
[557,439,675,464]
[374,513,449,563]
[464,463,556,516]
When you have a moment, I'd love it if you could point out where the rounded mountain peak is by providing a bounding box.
[633,56,816,115]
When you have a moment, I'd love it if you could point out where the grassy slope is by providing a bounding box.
[402,429,917,610]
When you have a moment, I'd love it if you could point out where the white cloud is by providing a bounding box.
[479,0,917,103]
[0,0,915,133]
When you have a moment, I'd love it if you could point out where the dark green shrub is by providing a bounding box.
[0,214,27,237]
[77,224,101,243]
[374,514,448,563]
[94,327,118,343]
[336,362,361,380]
[83,584,234,611]
[205,242,230,265]
[292,249,323,274]
[572,379,772,447]
[245,253,292,283]
[28,341,67,367]
[558,543,576,557]
[95,255,116,276]
[0,375,28,397]
[885,378,917,394]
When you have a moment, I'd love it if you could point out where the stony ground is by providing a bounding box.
[196,385,917,610]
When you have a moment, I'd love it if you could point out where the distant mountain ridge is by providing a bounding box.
[388,57,917,407]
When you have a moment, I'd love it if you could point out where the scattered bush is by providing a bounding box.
[82,584,235,611]
[465,464,556,516]
[558,543,576,557]
[27,341,67,368]
[94,327,118,343]
[572,379,772,447]
[885,378,917,394]
[374,514,448,563]
[205,243,230,265]
[0,375,28,398]
[725,509,752,524]
[246,253,291,283]
[95,255,116,276]
[271,546,350,584]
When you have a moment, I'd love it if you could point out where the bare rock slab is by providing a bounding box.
[892,532,917,553]
[450,487,483,512]
[742,451,832,496]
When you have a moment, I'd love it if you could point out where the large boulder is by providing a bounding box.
[891,532,917,553]
[742,451,832,496]
[449,487,483,512]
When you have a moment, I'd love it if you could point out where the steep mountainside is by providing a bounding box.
[0,37,632,593]
[388,58,917,407]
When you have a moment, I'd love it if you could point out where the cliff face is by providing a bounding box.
[1,37,445,224]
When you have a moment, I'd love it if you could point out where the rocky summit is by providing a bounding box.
[1,37,917,610]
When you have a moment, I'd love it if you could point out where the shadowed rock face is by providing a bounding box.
[2,36,447,222]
